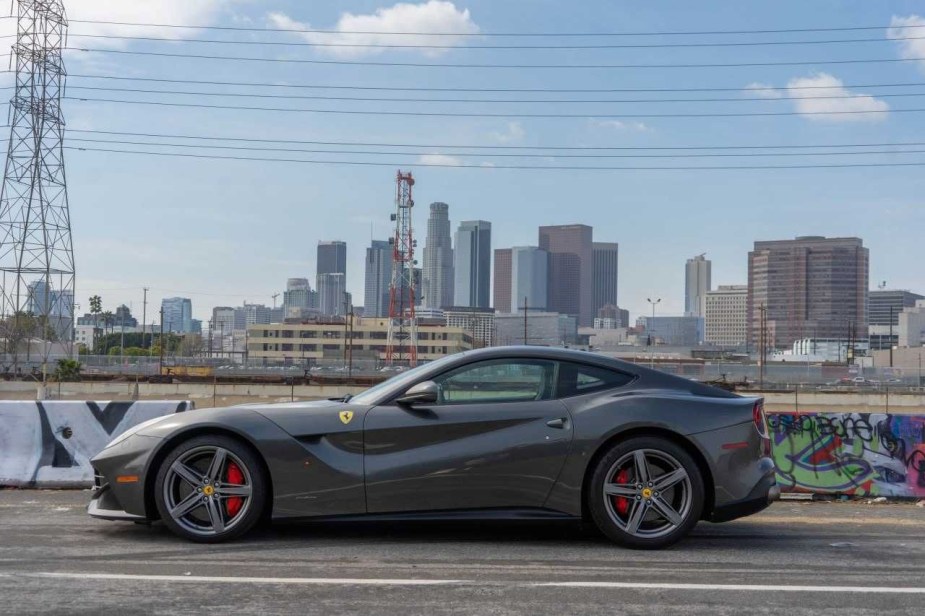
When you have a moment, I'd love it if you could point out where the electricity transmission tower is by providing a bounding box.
[0,0,75,366]
[385,170,418,366]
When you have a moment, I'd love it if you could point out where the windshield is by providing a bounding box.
[349,354,461,406]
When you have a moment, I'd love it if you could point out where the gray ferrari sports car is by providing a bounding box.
[89,346,779,549]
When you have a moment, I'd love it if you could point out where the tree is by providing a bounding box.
[53,358,81,382]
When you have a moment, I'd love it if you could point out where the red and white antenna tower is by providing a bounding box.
[386,170,418,366]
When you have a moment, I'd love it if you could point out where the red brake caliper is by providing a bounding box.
[613,468,630,515]
[225,462,244,517]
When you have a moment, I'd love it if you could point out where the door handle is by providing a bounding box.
[546,417,567,429]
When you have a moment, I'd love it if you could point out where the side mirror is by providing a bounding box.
[396,381,439,406]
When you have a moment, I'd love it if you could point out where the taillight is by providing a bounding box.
[753,399,771,456]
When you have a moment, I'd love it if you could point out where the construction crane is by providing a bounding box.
[271,293,280,308]
[385,170,418,366]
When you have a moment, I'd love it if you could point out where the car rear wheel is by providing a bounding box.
[154,435,267,543]
[588,436,704,549]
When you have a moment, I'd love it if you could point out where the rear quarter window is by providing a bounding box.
[557,362,635,398]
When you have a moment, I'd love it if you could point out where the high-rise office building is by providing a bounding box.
[868,289,924,351]
[704,285,748,347]
[539,224,594,326]
[510,246,548,311]
[454,220,491,308]
[748,236,869,349]
[592,242,619,318]
[422,202,454,309]
[317,273,348,316]
[364,239,392,318]
[316,241,347,276]
[283,278,311,313]
[212,306,235,335]
[161,297,193,333]
[685,254,712,317]
[493,248,512,313]
[869,289,924,326]
[26,279,74,340]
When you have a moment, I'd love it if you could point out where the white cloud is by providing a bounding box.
[591,119,650,132]
[417,153,464,166]
[888,15,925,73]
[785,73,889,122]
[489,122,525,143]
[66,0,232,45]
[268,1,480,58]
[743,82,783,99]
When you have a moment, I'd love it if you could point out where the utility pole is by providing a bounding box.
[142,287,148,350]
[523,296,528,345]
[158,307,165,376]
[758,303,767,390]
[889,305,894,368]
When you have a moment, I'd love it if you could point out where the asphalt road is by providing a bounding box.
[1,491,924,615]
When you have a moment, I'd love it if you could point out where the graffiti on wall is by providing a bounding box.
[768,412,925,497]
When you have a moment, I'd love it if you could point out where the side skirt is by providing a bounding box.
[277,507,581,523]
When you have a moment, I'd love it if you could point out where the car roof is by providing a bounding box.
[451,345,637,372]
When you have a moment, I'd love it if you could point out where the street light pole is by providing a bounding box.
[646,298,661,368]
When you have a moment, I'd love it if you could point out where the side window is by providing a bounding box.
[557,362,634,398]
[434,360,555,405]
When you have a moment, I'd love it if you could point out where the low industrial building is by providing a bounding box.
[246,317,474,363]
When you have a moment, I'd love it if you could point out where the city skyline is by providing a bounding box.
[42,1,925,327]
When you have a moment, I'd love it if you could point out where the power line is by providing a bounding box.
[64,144,925,170]
[69,47,925,69]
[61,128,925,151]
[65,18,924,37]
[64,96,911,118]
[65,73,925,94]
[62,31,925,49]
[64,136,925,159]
[60,84,925,104]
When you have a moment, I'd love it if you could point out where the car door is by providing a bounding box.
[363,358,573,514]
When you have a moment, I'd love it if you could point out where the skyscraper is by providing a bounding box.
[161,297,193,333]
[685,254,712,317]
[422,202,454,309]
[539,224,593,326]
[704,285,748,348]
[212,306,235,335]
[454,220,492,308]
[510,246,548,311]
[283,278,311,314]
[748,236,869,349]
[493,248,512,313]
[364,239,392,318]
[317,273,347,316]
[316,241,347,276]
[592,242,619,317]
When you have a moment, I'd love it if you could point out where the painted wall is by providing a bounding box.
[768,412,925,497]
[0,400,192,488]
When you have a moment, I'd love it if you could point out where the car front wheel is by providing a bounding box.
[588,436,704,549]
[154,435,267,543]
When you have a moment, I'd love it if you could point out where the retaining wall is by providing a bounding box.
[768,412,925,497]
[0,400,193,488]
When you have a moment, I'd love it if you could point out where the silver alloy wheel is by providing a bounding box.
[162,445,253,537]
[602,448,692,539]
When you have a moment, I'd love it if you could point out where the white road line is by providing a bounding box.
[533,582,925,594]
[29,573,462,586]
[18,572,925,594]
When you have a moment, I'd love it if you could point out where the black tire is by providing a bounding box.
[588,436,704,549]
[154,435,267,543]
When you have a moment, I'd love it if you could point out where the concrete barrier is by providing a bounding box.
[0,400,193,488]
[768,412,925,498]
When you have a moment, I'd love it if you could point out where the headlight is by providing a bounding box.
[103,415,171,450]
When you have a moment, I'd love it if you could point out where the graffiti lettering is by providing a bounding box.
[768,412,925,497]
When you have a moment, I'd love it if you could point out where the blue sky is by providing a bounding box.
[8,0,925,324]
